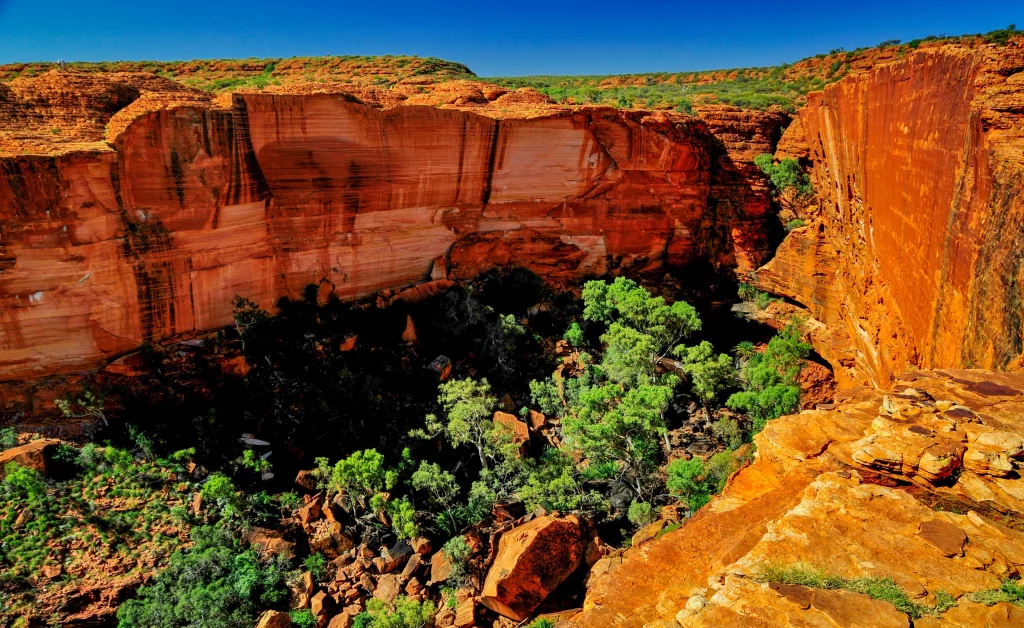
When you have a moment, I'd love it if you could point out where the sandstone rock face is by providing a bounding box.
[574,370,1024,627]
[0,78,785,381]
[0,438,58,475]
[759,44,1024,386]
[480,514,585,620]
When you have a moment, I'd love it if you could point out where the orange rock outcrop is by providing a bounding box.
[574,369,1024,627]
[0,72,787,381]
[757,42,1024,387]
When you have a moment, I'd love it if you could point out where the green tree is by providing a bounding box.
[726,320,810,432]
[519,449,607,513]
[317,449,398,512]
[674,340,735,407]
[563,322,585,347]
[413,378,496,469]
[582,278,702,384]
[410,462,461,533]
[754,154,813,196]
[562,381,673,498]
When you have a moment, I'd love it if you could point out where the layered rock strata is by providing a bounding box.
[0,72,786,381]
[575,369,1024,627]
[757,43,1024,386]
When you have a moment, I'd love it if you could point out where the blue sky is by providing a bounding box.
[0,1,1021,76]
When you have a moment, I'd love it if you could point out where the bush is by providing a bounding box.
[0,428,16,451]
[441,536,472,587]
[754,154,812,196]
[304,553,327,582]
[564,322,585,347]
[785,218,807,231]
[353,596,435,628]
[627,500,656,527]
[727,319,810,432]
[290,609,317,628]
[117,526,290,627]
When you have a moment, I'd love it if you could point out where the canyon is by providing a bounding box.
[1,33,1024,628]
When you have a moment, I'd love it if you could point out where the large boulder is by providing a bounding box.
[254,610,292,628]
[0,439,59,476]
[480,514,585,620]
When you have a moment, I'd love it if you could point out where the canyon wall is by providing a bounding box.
[758,44,1024,386]
[0,77,785,381]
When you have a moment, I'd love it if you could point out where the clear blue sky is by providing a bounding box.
[0,0,1021,76]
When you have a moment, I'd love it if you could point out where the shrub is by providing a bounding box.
[386,497,420,541]
[785,218,807,231]
[116,526,290,627]
[304,553,327,582]
[754,154,813,197]
[666,458,712,511]
[290,609,317,628]
[727,319,810,432]
[519,449,607,513]
[0,428,16,451]
[711,416,744,450]
[627,500,656,527]
[564,322,585,347]
[441,536,472,587]
[352,597,435,628]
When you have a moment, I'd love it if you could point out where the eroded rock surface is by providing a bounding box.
[757,43,1024,386]
[0,73,787,381]
[573,370,1024,627]
[480,514,585,620]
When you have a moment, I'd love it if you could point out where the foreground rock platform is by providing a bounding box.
[573,369,1024,627]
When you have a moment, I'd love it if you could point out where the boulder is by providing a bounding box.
[453,597,476,628]
[243,527,296,559]
[430,549,451,584]
[295,469,317,491]
[298,494,324,525]
[429,355,453,381]
[311,590,334,627]
[409,536,433,556]
[401,315,417,344]
[492,411,530,456]
[372,574,403,603]
[0,438,58,476]
[255,610,293,628]
[479,514,585,621]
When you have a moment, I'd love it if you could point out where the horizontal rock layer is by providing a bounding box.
[0,84,785,381]
[758,43,1024,386]
[574,369,1024,627]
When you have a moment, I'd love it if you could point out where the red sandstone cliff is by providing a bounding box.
[758,42,1024,387]
[0,73,786,381]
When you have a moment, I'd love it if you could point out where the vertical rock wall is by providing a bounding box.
[759,45,1024,386]
[0,94,784,381]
